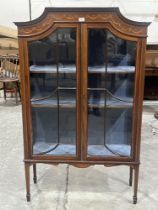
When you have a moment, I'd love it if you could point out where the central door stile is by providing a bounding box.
[81,23,88,160]
[76,23,82,160]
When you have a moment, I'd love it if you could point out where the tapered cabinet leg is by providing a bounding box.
[133,165,139,204]
[25,163,31,202]
[33,164,37,184]
[129,166,133,186]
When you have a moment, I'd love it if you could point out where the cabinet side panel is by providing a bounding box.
[18,38,31,159]
[134,38,147,162]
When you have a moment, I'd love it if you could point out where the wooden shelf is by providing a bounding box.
[145,67,158,77]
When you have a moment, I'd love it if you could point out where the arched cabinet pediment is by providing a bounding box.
[15,7,149,38]
[15,8,150,204]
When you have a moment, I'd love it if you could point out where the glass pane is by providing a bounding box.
[87,28,136,157]
[28,28,77,156]
[30,73,56,99]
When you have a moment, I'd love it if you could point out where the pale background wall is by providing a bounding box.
[0,0,158,43]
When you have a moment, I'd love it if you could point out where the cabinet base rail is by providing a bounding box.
[24,162,139,204]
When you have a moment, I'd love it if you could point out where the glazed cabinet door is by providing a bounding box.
[81,24,137,160]
[28,24,81,159]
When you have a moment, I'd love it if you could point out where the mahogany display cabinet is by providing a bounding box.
[15,7,150,203]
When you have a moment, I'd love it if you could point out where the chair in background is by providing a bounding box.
[0,55,21,104]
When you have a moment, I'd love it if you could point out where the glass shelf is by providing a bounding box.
[31,96,132,108]
[30,64,76,74]
[31,97,76,108]
[33,142,76,156]
[30,64,135,74]
[88,66,135,74]
[88,87,133,109]
[31,87,76,108]
[88,97,132,109]
[88,144,131,157]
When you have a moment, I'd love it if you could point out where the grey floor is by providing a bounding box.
[0,98,158,210]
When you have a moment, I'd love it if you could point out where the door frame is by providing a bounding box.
[80,23,140,162]
[24,23,82,161]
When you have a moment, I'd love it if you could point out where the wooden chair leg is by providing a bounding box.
[129,166,133,186]
[15,88,18,104]
[33,164,37,184]
[3,82,6,100]
[16,81,21,100]
[25,163,31,202]
[133,165,139,204]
